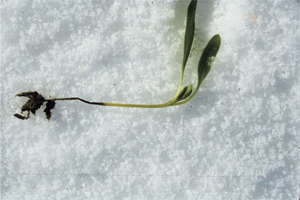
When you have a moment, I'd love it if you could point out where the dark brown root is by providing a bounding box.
[43,100,56,120]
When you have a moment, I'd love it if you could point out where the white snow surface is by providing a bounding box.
[1,0,299,199]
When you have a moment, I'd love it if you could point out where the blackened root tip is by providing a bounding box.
[14,113,30,120]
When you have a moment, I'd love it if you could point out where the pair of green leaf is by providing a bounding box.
[171,0,221,106]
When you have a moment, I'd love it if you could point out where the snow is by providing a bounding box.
[1,0,299,199]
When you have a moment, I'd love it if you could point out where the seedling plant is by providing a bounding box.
[14,0,221,120]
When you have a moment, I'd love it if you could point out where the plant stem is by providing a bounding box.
[45,97,176,108]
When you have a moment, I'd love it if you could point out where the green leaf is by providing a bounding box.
[169,0,197,105]
[182,0,197,70]
[175,85,193,102]
[197,34,221,85]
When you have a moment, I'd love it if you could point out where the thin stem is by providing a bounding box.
[45,97,179,108]
[45,64,186,109]
[45,97,105,105]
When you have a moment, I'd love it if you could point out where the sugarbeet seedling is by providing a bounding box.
[14,0,221,120]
